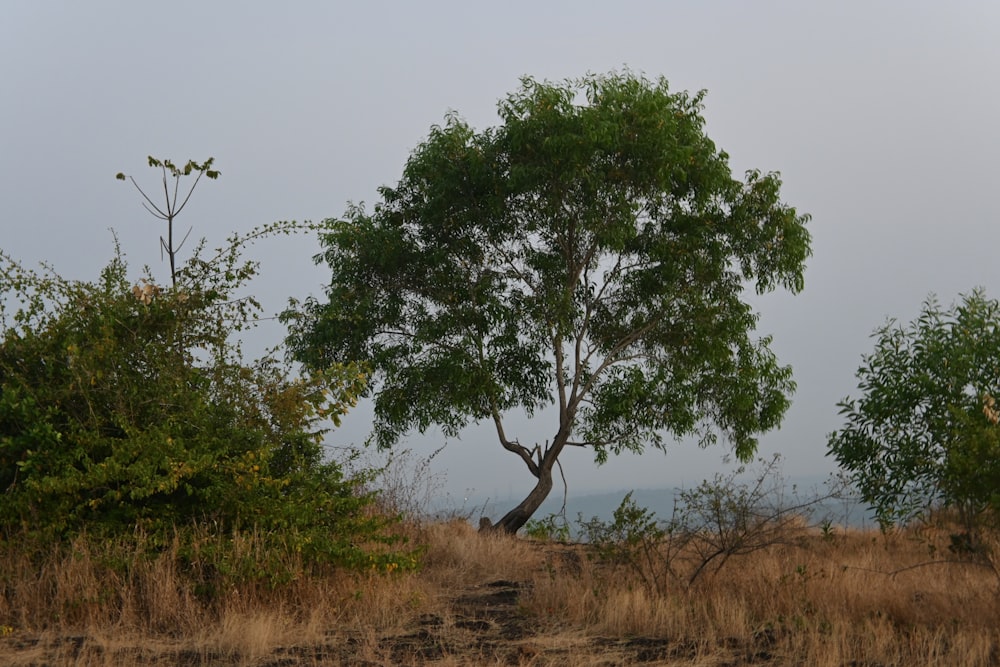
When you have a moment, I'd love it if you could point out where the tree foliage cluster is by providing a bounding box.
[829,290,1000,529]
[285,72,812,532]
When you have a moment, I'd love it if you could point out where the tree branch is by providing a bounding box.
[491,406,540,477]
[172,168,207,218]
[142,201,168,221]
[572,253,622,401]
[567,317,660,417]
[130,177,170,219]
[553,332,568,422]
[161,167,173,217]
[171,168,181,214]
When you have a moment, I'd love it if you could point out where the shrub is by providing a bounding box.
[0,231,410,582]
[578,456,844,594]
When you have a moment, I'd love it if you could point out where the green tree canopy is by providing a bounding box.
[286,72,812,533]
[828,290,1000,527]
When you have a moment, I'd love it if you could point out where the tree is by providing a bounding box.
[285,72,812,533]
[828,290,1000,528]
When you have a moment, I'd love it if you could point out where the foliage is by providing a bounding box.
[828,290,1000,528]
[0,225,409,578]
[285,71,811,532]
[578,491,684,595]
[524,513,572,542]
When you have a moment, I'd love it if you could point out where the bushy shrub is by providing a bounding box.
[828,291,1000,528]
[0,231,411,582]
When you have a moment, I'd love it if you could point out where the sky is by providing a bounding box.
[2,2,999,511]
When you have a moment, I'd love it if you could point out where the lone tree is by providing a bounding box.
[285,72,812,533]
[829,290,1000,529]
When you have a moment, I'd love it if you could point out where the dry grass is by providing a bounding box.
[529,524,1000,665]
[1,518,999,665]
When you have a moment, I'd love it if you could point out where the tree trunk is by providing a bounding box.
[484,466,554,534]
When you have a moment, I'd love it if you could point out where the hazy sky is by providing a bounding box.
[3,2,999,507]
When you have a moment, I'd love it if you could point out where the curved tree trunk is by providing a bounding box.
[485,464,554,535]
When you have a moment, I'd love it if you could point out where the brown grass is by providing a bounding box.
[1,519,999,665]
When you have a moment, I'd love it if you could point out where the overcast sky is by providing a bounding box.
[3,2,999,508]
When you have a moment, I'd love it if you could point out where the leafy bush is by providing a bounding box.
[0,230,410,581]
[828,290,1000,529]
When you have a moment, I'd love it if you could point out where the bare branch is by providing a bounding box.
[130,177,170,219]
[161,166,172,217]
[553,332,568,419]
[556,456,568,519]
[141,201,168,221]
[175,226,194,254]
[572,253,622,400]
[492,407,540,477]
[171,167,181,214]
[172,168,207,218]
[563,439,601,448]
[567,317,660,416]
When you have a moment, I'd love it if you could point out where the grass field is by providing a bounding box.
[1,512,998,666]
